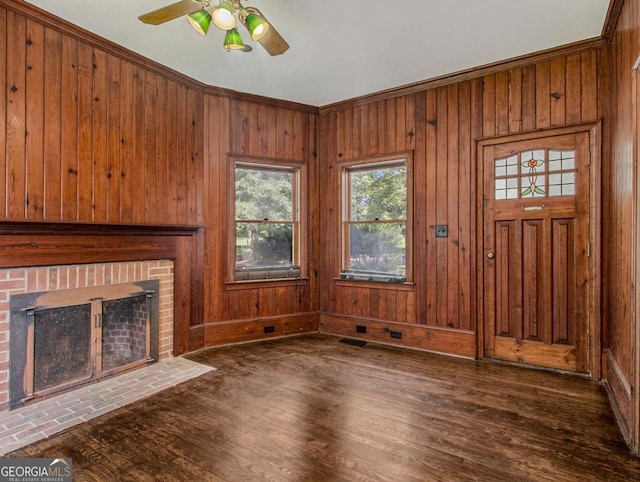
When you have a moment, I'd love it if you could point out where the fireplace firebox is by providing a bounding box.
[9,280,159,409]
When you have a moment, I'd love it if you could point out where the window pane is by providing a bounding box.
[235,167,293,221]
[348,223,406,276]
[350,166,406,221]
[495,148,577,201]
[236,222,293,268]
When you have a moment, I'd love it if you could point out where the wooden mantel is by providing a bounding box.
[0,220,204,355]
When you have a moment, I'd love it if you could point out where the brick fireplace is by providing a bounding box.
[0,260,174,411]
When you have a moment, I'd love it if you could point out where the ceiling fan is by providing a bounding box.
[138,0,289,55]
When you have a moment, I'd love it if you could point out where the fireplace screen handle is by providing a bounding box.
[94,313,102,328]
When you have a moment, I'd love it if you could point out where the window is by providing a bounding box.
[494,148,576,200]
[231,158,304,281]
[340,155,411,283]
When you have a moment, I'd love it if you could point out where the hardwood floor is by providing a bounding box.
[7,334,640,481]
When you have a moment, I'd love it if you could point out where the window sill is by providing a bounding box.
[334,278,415,291]
[226,277,309,290]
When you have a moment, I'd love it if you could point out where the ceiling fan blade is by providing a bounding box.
[138,0,203,25]
[243,7,289,56]
[259,24,289,56]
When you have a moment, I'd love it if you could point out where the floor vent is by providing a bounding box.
[339,338,367,347]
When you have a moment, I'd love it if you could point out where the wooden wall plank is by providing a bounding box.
[447,83,460,329]
[76,42,93,221]
[143,70,158,224]
[119,61,134,223]
[92,48,108,222]
[0,8,5,218]
[175,84,188,224]
[435,86,449,328]
[521,65,537,131]
[535,61,551,129]
[165,80,179,225]
[43,28,62,220]
[413,92,427,324]
[284,108,296,159]
[377,100,387,154]
[405,94,416,153]
[6,11,26,219]
[25,19,45,219]
[508,69,522,133]
[395,96,407,152]
[385,98,396,152]
[131,65,146,224]
[457,80,473,332]
[341,107,353,159]
[424,89,438,325]
[156,76,169,224]
[106,54,121,223]
[187,87,203,226]
[60,35,78,221]
[482,74,496,137]
[550,57,567,126]
[565,54,582,124]
[581,50,598,121]
[494,71,509,135]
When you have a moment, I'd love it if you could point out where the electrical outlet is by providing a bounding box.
[435,225,448,238]
[264,325,275,334]
[356,325,367,333]
[390,330,402,339]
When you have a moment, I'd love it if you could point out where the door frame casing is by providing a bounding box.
[475,121,602,378]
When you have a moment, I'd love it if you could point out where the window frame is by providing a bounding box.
[338,152,414,284]
[227,155,307,284]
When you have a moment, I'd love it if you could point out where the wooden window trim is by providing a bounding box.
[337,151,414,284]
[226,155,308,285]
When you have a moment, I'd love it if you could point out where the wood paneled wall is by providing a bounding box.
[318,51,601,357]
[0,8,204,226]
[603,0,640,453]
[198,96,320,347]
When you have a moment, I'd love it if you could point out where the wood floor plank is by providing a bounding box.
[5,334,640,481]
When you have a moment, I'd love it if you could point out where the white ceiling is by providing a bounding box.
[23,0,610,107]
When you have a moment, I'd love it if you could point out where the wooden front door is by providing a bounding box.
[482,132,591,373]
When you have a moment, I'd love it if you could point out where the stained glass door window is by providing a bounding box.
[494,149,576,200]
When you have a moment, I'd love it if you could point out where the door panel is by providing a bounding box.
[483,133,590,373]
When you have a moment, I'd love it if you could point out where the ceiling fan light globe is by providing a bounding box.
[245,13,269,41]
[223,28,246,50]
[187,10,212,36]
[212,2,236,30]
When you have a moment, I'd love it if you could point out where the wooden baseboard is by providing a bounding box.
[319,313,476,358]
[604,350,633,445]
[202,313,320,347]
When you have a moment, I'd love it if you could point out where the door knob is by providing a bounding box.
[487,252,495,259]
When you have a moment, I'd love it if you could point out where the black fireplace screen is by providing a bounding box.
[34,304,92,392]
[9,280,159,409]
